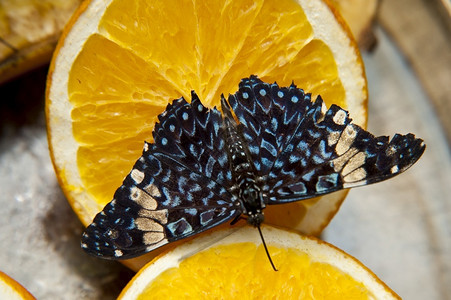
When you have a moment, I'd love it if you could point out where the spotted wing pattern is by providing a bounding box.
[228,76,425,203]
[82,94,239,259]
[227,76,313,176]
[82,75,425,259]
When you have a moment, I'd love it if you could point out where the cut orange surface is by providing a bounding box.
[0,271,35,300]
[118,226,399,299]
[46,0,367,268]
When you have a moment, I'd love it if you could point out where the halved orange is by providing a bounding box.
[118,225,399,299]
[0,271,35,300]
[46,0,367,268]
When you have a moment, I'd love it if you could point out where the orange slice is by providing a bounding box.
[0,271,35,300]
[46,0,367,268]
[118,225,399,299]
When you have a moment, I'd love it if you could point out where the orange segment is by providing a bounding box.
[99,0,200,97]
[118,226,399,299]
[47,0,367,265]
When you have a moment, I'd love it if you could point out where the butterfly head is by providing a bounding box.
[246,210,264,227]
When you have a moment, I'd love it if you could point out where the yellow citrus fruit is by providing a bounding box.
[46,0,367,268]
[0,271,35,300]
[118,225,399,299]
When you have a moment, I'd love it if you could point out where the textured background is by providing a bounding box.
[0,0,450,299]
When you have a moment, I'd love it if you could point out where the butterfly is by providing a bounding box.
[81,75,425,266]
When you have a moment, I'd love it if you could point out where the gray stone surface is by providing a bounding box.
[0,28,450,299]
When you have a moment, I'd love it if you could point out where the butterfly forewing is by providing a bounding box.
[82,94,239,259]
[153,94,233,187]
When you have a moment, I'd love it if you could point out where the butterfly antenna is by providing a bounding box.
[257,225,278,271]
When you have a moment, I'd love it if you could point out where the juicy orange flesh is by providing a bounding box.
[67,0,346,207]
[137,243,370,299]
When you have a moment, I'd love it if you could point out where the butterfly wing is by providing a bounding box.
[226,75,312,176]
[266,98,425,203]
[82,94,238,259]
[227,76,425,203]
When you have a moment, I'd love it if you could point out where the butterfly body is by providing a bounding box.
[222,95,267,227]
[81,76,425,260]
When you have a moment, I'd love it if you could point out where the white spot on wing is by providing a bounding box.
[115,249,123,257]
[344,167,367,183]
[391,165,399,173]
[333,109,347,125]
[336,125,357,155]
[131,169,145,184]
[143,232,166,246]
[135,218,164,232]
[328,131,340,146]
[342,152,366,176]
[130,186,158,210]
[144,184,161,198]
[333,147,359,172]
[317,102,327,123]
[386,145,396,156]
[138,209,168,224]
